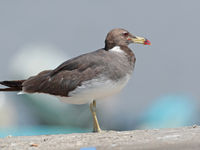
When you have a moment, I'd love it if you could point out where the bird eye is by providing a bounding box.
[123,32,129,37]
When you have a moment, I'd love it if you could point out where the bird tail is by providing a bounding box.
[0,80,25,92]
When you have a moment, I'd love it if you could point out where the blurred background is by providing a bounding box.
[0,0,200,137]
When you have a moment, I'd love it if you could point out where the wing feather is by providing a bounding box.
[23,49,107,96]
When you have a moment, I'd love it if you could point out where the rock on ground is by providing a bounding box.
[0,126,200,150]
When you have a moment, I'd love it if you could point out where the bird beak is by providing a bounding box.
[130,36,151,45]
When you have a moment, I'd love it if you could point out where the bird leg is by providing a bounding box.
[90,100,101,132]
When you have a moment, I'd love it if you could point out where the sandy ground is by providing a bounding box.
[0,126,200,150]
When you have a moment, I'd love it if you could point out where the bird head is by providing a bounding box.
[105,28,151,50]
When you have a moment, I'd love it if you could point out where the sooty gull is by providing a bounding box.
[0,28,151,132]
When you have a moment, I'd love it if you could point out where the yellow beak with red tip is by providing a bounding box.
[131,36,151,45]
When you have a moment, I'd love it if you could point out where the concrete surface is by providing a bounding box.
[0,126,200,150]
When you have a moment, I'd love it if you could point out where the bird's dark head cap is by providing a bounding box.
[105,28,151,50]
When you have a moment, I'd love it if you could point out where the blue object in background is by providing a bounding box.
[80,148,96,150]
[0,126,89,138]
[138,94,198,129]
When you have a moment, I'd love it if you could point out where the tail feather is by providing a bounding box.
[0,80,25,91]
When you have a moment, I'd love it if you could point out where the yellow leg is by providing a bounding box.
[90,100,101,132]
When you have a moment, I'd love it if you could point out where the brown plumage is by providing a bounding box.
[0,80,25,91]
[0,28,149,98]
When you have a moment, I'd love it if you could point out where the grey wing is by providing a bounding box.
[22,50,107,96]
